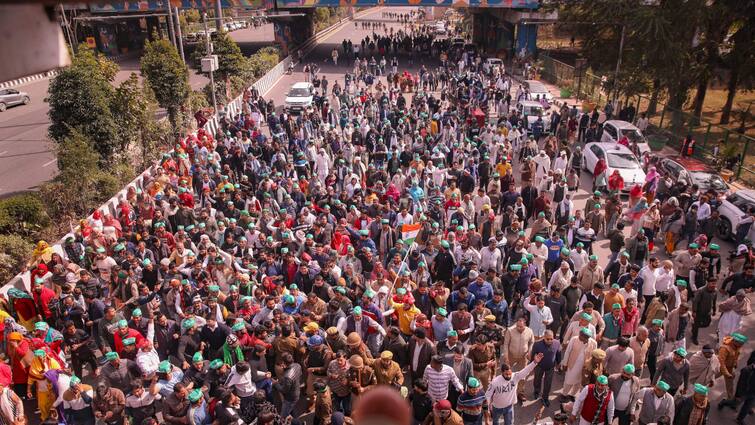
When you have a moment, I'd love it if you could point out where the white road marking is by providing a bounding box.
[0,151,7,156]
[42,158,56,167]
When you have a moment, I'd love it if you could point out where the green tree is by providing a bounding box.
[720,15,755,124]
[111,73,154,156]
[0,235,33,284]
[140,38,190,133]
[46,46,119,162]
[192,31,251,82]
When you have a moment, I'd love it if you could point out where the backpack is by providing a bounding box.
[47,297,62,325]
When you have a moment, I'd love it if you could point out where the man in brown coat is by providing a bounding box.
[93,381,126,425]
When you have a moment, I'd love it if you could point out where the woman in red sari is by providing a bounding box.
[608,170,625,196]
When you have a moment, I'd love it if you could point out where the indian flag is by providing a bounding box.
[401,223,421,246]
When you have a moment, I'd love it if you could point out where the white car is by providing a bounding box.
[284,82,314,113]
[601,120,651,157]
[583,142,646,193]
[484,58,503,74]
[524,80,552,103]
[715,189,755,241]
[516,100,546,131]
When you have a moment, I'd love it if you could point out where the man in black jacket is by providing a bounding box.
[273,352,302,419]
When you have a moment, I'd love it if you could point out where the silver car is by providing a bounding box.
[0,88,29,112]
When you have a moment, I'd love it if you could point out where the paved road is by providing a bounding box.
[0,23,273,197]
[16,8,755,424]
[262,8,755,423]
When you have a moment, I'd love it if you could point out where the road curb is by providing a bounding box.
[0,69,60,89]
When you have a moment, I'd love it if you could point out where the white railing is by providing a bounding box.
[1,7,378,295]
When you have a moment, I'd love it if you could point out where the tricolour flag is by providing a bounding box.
[401,223,421,246]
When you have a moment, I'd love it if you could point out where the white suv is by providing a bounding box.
[601,120,650,157]
[718,189,755,241]
[284,82,314,114]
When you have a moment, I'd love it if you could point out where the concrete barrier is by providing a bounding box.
[1,7,379,295]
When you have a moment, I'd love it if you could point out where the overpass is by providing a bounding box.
[85,0,549,56]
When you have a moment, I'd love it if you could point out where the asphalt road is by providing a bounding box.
[15,7,755,424]
[259,7,755,423]
[0,22,273,197]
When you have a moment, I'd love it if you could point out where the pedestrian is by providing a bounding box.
[484,353,543,425]
[531,330,561,406]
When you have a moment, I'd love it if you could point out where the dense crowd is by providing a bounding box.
[1,16,753,425]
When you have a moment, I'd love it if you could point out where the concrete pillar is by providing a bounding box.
[516,22,538,56]
[273,9,315,57]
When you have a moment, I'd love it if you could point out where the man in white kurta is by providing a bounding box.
[560,327,598,397]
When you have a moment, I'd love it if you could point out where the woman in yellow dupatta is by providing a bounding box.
[27,349,60,421]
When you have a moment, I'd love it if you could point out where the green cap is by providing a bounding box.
[210,359,224,369]
[34,321,49,331]
[33,349,46,357]
[335,286,346,295]
[594,191,602,196]
[208,285,220,292]
[612,303,622,310]
[70,375,81,385]
[709,243,720,250]
[441,240,450,248]
[538,212,545,218]
[34,277,44,286]
[437,307,447,317]
[611,284,620,289]
[396,288,407,295]
[468,377,481,388]
[232,322,245,332]
[188,388,203,403]
[596,375,608,385]
[576,242,584,248]
[580,327,593,337]
[674,347,688,358]
[122,337,136,346]
[182,318,196,329]
[621,251,631,258]
[364,289,376,298]
[581,312,592,321]
[447,330,458,337]
[623,364,636,374]
[359,229,369,236]
[105,351,119,361]
[158,360,172,373]
[652,319,664,327]
[560,248,571,255]
[732,332,748,344]
[132,308,142,317]
[510,264,522,271]
[113,243,125,252]
[535,236,545,243]
[142,258,151,266]
[656,380,670,391]
[520,257,529,265]
[193,352,204,363]
[693,383,709,395]
[281,247,289,254]
[118,319,128,328]
[589,255,598,261]
[352,306,363,315]
[689,243,699,249]
[676,279,688,287]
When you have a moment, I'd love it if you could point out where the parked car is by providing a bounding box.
[523,80,552,103]
[284,82,314,113]
[583,142,647,193]
[0,88,30,112]
[656,157,729,193]
[717,189,755,241]
[516,100,545,131]
[601,120,651,157]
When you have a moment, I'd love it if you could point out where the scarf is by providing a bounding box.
[222,343,244,366]
[0,388,19,425]
[590,386,609,425]
[688,396,708,425]
[719,296,752,316]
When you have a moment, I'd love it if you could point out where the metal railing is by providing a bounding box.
[0,7,378,295]
[538,53,755,185]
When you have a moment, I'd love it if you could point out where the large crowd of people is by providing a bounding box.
[1,13,753,425]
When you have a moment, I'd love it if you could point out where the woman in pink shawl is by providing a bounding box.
[643,167,660,203]
[608,170,625,195]
[385,183,400,203]
[337,234,353,256]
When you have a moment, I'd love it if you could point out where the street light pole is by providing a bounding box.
[174,6,185,63]
[203,13,218,117]
[611,23,626,106]
[215,0,224,32]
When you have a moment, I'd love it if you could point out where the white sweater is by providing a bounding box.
[485,361,537,408]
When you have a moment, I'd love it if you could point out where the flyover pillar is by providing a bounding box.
[272,9,315,57]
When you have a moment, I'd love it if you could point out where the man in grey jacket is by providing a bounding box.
[608,364,641,425]
[633,380,675,425]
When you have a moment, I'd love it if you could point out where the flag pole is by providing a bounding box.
[384,241,416,310]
